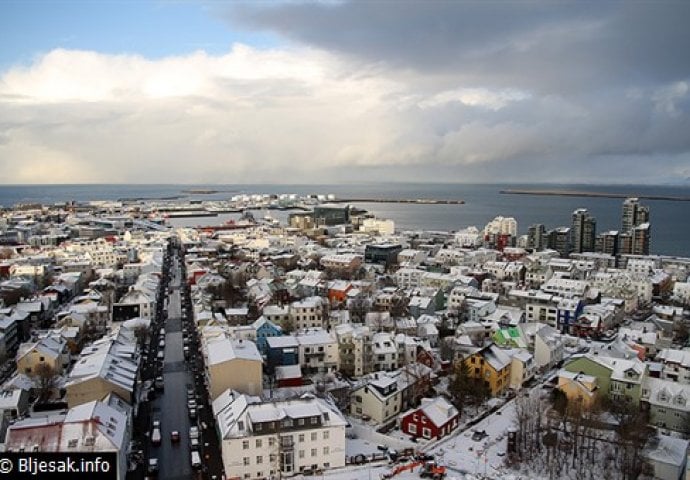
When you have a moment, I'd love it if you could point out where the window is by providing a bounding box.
[311,417,317,425]
[299,450,305,459]
[269,438,275,447]
[243,457,250,466]
[256,456,263,464]
[422,428,431,439]
[256,423,262,432]
[323,446,329,455]
[409,424,417,434]
[299,434,305,443]
[311,448,317,457]
[323,431,329,440]
[298,418,305,426]
[256,439,262,448]
[311,432,317,441]
[243,440,249,450]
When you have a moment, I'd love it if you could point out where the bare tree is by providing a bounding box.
[448,358,472,415]
[348,296,370,323]
[280,316,295,335]
[403,362,431,408]
[132,324,149,349]
[612,403,652,480]
[438,337,455,362]
[34,363,58,403]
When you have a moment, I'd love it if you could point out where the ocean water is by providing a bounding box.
[0,183,688,257]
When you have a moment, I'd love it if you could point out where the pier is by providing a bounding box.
[329,198,464,205]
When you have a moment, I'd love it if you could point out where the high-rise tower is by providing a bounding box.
[571,208,596,253]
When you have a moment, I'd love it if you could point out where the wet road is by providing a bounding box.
[149,254,196,480]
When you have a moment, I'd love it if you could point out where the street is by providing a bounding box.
[149,260,195,480]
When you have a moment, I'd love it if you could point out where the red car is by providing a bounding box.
[170,431,180,443]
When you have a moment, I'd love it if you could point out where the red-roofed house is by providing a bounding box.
[400,397,459,440]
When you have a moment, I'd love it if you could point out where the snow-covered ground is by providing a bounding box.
[318,398,522,480]
[428,401,515,479]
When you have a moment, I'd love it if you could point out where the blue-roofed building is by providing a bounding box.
[251,316,283,355]
[266,336,299,372]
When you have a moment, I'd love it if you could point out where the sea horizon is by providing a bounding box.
[1,183,687,257]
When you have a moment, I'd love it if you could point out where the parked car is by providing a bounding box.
[148,458,159,476]
[189,426,199,440]
[154,376,164,390]
[188,408,197,420]
[190,451,201,469]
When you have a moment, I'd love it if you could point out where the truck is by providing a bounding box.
[419,462,447,479]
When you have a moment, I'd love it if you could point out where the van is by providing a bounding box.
[190,450,201,468]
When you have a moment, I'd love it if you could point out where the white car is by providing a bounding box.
[191,451,201,468]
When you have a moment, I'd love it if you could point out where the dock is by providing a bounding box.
[329,198,464,205]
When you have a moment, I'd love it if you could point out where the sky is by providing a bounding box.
[0,0,689,185]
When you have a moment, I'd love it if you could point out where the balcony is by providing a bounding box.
[280,436,294,450]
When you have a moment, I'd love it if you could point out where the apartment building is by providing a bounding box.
[213,391,346,479]
[289,297,325,330]
[294,329,339,375]
[334,324,372,378]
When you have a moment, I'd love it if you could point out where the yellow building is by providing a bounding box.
[65,332,138,408]
[464,345,512,396]
[557,370,599,409]
[16,335,68,376]
[205,337,263,400]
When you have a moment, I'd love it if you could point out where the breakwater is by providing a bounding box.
[500,189,690,202]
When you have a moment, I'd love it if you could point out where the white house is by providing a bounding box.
[213,390,346,479]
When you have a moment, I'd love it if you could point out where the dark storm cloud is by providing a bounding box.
[230,1,690,93]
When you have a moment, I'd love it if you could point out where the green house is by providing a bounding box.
[564,354,646,405]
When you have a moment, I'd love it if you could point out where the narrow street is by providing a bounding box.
[148,252,195,480]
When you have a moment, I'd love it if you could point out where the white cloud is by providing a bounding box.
[0,44,688,184]
[418,87,530,111]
